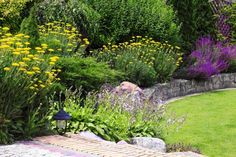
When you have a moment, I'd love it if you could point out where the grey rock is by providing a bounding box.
[79,131,104,142]
[117,140,128,145]
[130,137,166,153]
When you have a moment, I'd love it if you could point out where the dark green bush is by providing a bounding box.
[37,0,181,48]
[115,53,157,87]
[225,3,236,44]
[56,57,123,92]
[20,6,40,47]
[96,37,183,87]
[85,0,181,47]
[167,0,216,52]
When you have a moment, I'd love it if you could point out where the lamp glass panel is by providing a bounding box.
[56,120,66,129]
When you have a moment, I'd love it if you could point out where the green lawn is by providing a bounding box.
[164,90,236,157]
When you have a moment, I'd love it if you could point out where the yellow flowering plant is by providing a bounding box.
[38,21,89,56]
[0,26,60,143]
[96,36,183,85]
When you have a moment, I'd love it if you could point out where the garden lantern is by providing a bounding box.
[53,109,71,135]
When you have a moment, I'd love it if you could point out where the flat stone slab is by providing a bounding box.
[0,134,205,157]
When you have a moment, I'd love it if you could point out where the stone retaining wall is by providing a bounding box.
[143,73,236,101]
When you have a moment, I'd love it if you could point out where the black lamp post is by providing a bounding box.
[53,109,71,135]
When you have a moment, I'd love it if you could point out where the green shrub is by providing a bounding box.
[56,57,123,93]
[20,6,40,48]
[36,0,181,48]
[115,53,157,87]
[0,0,29,32]
[48,90,164,142]
[0,28,59,144]
[167,0,216,52]
[38,21,89,56]
[166,143,201,154]
[225,3,236,44]
[96,36,183,86]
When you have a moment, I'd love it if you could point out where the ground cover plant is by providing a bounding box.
[164,90,236,157]
[96,36,183,86]
[48,90,165,142]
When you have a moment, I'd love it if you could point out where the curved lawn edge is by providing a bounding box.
[165,88,236,104]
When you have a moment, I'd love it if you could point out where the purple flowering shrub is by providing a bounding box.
[189,37,236,79]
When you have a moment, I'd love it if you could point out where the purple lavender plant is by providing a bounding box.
[189,36,236,79]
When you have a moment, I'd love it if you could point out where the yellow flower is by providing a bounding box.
[40,84,46,88]
[13,51,20,55]
[35,47,42,51]
[27,54,34,58]
[29,86,35,90]
[25,42,30,45]
[26,71,35,76]
[22,51,30,55]
[24,35,30,39]
[19,62,26,65]
[2,27,10,31]
[48,49,54,52]
[57,48,62,51]
[23,58,31,61]
[16,42,22,46]
[19,68,26,71]
[0,45,10,49]
[16,33,24,37]
[5,33,12,37]
[24,48,31,51]
[32,66,40,71]
[41,43,48,48]
[3,67,11,71]
[12,63,20,67]
[7,41,14,45]
[49,62,55,65]
[33,57,39,60]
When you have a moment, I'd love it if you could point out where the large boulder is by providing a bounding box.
[130,137,166,153]
[113,81,143,95]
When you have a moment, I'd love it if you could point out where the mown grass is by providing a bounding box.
[164,90,236,157]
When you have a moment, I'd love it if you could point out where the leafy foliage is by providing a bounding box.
[20,6,40,48]
[0,27,59,144]
[38,21,89,56]
[167,0,216,52]
[96,36,183,86]
[48,90,164,142]
[36,0,181,48]
[56,57,123,93]
[225,3,236,44]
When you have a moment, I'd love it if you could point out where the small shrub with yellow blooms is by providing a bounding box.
[96,36,183,86]
[38,21,89,56]
[0,26,60,144]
